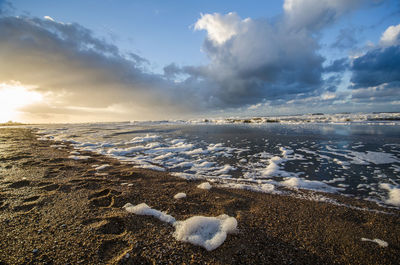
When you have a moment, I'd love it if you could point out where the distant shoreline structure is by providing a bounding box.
[0,121,25,126]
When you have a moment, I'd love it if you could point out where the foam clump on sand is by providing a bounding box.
[123,203,176,224]
[361,238,388,247]
[95,164,110,171]
[174,192,186,199]
[379,183,400,206]
[68,155,90,160]
[171,172,199,180]
[174,215,237,251]
[220,182,277,194]
[197,182,212,190]
[123,203,237,251]
[281,177,339,193]
[140,164,166,172]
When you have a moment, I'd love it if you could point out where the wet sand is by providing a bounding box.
[0,128,399,264]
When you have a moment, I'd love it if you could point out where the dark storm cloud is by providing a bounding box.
[324,58,349,73]
[350,46,400,89]
[323,75,342,92]
[349,43,400,104]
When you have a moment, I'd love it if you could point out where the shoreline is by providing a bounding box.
[0,128,399,264]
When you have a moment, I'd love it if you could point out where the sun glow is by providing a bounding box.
[0,83,43,123]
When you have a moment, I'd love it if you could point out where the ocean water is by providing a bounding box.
[33,113,400,208]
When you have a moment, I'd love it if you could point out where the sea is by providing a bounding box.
[33,112,400,208]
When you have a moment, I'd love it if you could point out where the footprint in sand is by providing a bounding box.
[0,198,8,210]
[43,169,60,179]
[13,194,45,212]
[88,189,121,208]
[23,195,40,202]
[98,217,126,235]
[70,178,111,191]
[82,216,126,236]
[40,183,60,192]
[89,189,112,199]
[58,184,72,193]
[13,203,37,212]
[111,195,128,208]
[37,181,60,191]
[89,195,115,208]
[8,180,30,188]
[97,239,131,263]
[21,160,40,167]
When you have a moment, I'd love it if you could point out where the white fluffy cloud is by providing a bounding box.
[194,12,248,45]
[185,12,324,107]
[380,24,400,47]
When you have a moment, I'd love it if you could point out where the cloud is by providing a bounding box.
[0,15,200,121]
[323,75,342,93]
[43,15,55,22]
[350,45,400,89]
[331,28,360,50]
[380,23,400,47]
[283,0,363,31]
[189,12,325,108]
[194,12,245,45]
[324,58,349,73]
[248,103,263,110]
[351,82,400,104]
[285,90,350,109]
[349,24,400,105]
[163,63,182,79]
[185,2,375,110]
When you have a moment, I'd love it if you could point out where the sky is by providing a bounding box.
[0,0,399,123]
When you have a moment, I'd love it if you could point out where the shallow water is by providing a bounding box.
[33,117,400,208]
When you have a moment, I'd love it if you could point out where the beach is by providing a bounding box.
[0,127,399,264]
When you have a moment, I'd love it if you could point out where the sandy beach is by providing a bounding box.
[0,127,399,264]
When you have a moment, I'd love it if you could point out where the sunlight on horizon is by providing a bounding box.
[0,83,43,123]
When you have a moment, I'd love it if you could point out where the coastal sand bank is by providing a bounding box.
[0,128,399,264]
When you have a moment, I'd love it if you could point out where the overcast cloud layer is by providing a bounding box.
[0,0,399,121]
